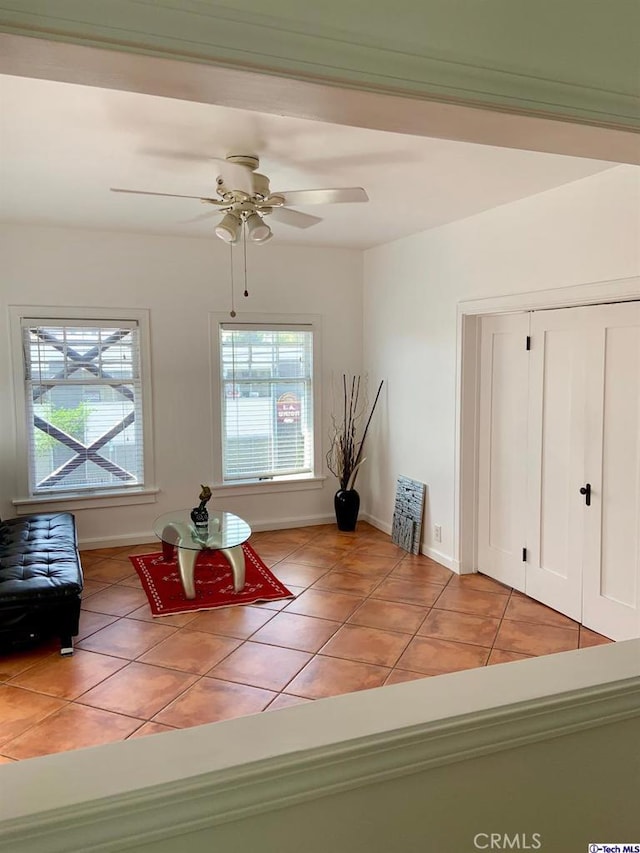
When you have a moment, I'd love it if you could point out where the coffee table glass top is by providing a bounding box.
[153,510,251,552]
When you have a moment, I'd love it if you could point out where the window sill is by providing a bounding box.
[12,487,160,515]
[212,476,326,498]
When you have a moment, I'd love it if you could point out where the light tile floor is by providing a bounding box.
[0,522,612,761]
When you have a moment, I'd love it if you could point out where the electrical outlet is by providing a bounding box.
[434,525,442,543]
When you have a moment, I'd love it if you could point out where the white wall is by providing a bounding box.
[0,224,362,543]
[362,165,640,564]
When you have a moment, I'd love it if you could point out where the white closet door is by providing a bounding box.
[477,313,530,590]
[526,307,591,621]
[583,302,640,640]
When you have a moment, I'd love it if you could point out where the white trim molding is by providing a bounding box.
[12,486,159,515]
[457,274,640,316]
[454,275,640,574]
[76,513,334,549]
[250,512,335,532]
[212,477,325,499]
[0,640,638,853]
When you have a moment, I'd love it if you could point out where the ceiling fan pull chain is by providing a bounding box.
[243,223,249,297]
[229,241,236,318]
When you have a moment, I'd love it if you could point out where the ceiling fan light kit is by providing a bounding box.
[214,211,242,243]
[245,211,272,243]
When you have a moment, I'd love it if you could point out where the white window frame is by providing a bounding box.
[9,305,157,513]
[209,312,324,497]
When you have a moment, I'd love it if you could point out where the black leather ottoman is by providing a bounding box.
[0,512,84,655]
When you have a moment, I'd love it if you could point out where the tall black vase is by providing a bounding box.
[334,488,360,531]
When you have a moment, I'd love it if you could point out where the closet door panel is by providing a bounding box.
[478,301,640,638]
[583,303,640,639]
[477,313,529,590]
[538,331,579,573]
[526,310,587,621]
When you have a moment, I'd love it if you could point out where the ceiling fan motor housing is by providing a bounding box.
[225,154,260,170]
[216,171,270,199]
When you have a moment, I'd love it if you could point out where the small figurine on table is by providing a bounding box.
[190,485,212,536]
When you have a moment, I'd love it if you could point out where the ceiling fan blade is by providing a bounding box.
[138,148,210,163]
[269,207,322,229]
[137,151,257,194]
[182,209,223,224]
[277,187,368,206]
[110,188,223,204]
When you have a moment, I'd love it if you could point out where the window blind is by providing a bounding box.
[219,324,314,482]
[22,321,144,494]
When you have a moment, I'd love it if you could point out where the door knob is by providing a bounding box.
[579,483,591,506]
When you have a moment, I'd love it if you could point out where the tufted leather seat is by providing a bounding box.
[0,512,83,655]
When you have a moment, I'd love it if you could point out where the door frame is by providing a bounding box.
[454,274,640,574]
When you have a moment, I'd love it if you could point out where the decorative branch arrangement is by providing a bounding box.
[326,375,384,491]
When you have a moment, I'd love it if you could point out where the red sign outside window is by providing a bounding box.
[277,392,301,424]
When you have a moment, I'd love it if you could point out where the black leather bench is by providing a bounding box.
[0,512,84,655]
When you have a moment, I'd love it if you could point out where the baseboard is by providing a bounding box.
[78,533,158,550]
[361,511,391,535]
[79,513,457,552]
[420,546,455,571]
[78,514,337,550]
[250,513,335,532]
[361,512,455,570]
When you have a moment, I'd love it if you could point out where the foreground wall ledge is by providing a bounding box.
[1,640,639,853]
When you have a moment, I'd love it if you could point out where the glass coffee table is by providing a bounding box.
[153,510,251,600]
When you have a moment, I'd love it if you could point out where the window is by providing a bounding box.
[20,319,145,496]
[218,322,317,483]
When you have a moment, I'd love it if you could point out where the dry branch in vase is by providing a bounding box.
[326,375,384,490]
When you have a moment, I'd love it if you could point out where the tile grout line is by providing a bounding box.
[486,587,516,663]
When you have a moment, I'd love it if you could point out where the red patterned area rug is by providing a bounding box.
[130,544,293,617]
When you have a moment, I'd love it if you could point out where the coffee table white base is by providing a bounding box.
[162,522,246,600]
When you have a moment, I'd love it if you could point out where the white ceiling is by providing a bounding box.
[0,74,618,250]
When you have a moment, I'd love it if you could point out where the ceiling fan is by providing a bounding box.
[111,154,369,244]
